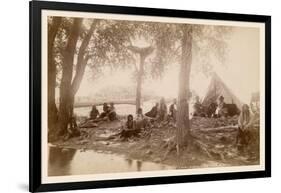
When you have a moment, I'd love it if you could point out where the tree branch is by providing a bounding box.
[71,20,98,95]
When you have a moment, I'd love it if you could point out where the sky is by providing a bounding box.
[76,26,260,104]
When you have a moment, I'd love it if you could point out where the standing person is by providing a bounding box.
[237,104,252,152]
[157,97,167,122]
[216,95,227,117]
[89,105,99,120]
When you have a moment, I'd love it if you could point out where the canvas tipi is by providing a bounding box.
[202,73,242,109]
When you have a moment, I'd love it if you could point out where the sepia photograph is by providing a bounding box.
[36,7,268,186]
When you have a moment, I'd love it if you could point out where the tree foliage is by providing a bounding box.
[48,15,232,141]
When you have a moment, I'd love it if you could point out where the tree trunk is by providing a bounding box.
[135,54,145,113]
[127,45,153,113]
[71,21,98,95]
[48,17,62,133]
[56,19,97,136]
[128,45,153,112]
[176,25,193,154]
[57,18,83,135]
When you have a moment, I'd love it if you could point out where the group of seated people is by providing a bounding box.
[66,96,257,152]
[117,108,150,139]
[192,95,240,118]
[113,97,177,140]
[89,102,117,122]
[145,97,177,123]
[65,102,118,140]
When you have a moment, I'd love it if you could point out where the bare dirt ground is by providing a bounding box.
[52,116,259,169]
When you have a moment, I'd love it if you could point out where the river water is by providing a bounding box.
[48,146,174,176]
[73,102,155,117]
[49,102,176,176]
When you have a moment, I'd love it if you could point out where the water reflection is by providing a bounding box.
[125,158,133,168]
[48,147,76,176]
[137,160,142,171]
[48,147,174,176]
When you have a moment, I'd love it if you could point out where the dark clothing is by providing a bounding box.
[90,109,99,120]
[169,104,176,117]
[145,106,158,118]
[99,105,110,119]
[236,127,251,152]
[207,102,217,117]
[107,106,117,121]
[167,103,177,122]
[119,128,141,139]
[126,120,134,130]
[119,120,140,139]
[224,104,240,116]
[67,119,80,138]
[99,112,108,119]
[108,111,117,121]
[103,105,109,112]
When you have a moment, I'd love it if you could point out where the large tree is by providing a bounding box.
[174,24,232,154]
[176,25,193,154]
[48,18,136,137]
[47,17,62,134]
[57,18,84,135]
[48,17,231,143]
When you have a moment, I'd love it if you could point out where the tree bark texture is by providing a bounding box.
[176,25,193,151]
[48,17,62,132]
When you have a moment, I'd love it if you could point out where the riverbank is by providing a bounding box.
[52,116,259,169]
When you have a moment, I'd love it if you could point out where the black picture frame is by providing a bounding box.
[29,0,271,192]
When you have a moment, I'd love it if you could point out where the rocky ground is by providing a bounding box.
[52,116,260,169]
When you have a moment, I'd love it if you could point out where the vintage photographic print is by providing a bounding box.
[40,9,266,184]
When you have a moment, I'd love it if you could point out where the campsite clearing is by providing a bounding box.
[51,116,259,169]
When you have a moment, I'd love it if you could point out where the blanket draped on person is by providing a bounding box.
[237,104,252,152]
[145,102,159,118]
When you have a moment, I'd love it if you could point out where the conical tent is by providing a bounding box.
[202,73,243,109]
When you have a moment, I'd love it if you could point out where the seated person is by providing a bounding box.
[119,114,140,139]
[65,116,80,139]
[168,98,177,122]
[145,102,159,118]
[89,105,99,120]
[125,114,134,130]
[99,103,110,119]
[207,102,217,118]
[110,110,151,141]
[136,107,151,129]
[215,96,228,118]
[107,102,117,121]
